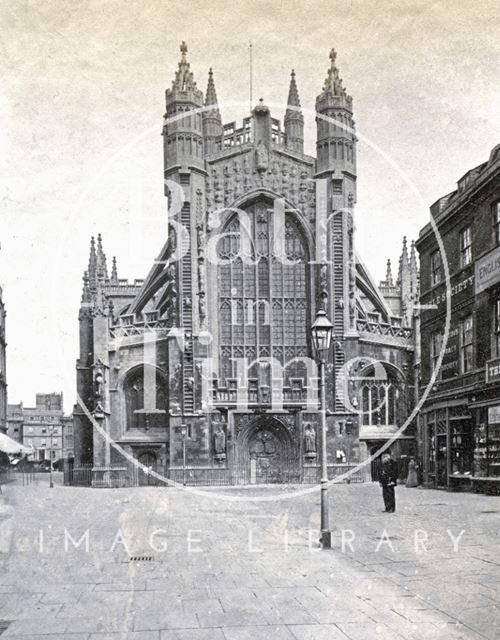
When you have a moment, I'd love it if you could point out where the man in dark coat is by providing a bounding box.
[379,453,398,512]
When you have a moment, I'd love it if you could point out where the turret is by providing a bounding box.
[110,256,118,285]
[203,68,222,155]
[409,240,419,297]
[163,42,204,175]
[385,259,394,287]
[315,49,356,178]
[284,70,304,154]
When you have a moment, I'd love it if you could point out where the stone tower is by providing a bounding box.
[72,45,416,486]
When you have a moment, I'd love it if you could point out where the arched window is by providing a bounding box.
[217,201,308,389]
[358,364,406,427]
[124,367,167,430]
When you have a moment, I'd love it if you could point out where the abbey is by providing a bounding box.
[73,44,418,486]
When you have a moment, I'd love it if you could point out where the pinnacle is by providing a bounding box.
[386,259,394,287]
[170,41,198,94]
[286,69,301,109]
[318,48,351,103]
[205,67,219,107]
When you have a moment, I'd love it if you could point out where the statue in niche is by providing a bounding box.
[233,160,242,197]
[255,140,269,172]
[304,423,317,459]
[214,424,226,461]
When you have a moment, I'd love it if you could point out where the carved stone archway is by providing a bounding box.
[235,415,299,484]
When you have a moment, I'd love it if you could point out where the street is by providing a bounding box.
[0,476,499,639]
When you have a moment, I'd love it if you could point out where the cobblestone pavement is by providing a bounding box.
[0,474,499,639]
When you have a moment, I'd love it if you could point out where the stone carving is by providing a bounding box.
[214,424,226,461]
[255,140,269,172]
[204,152,315,220]
[168,363,182,413]
[304,423,317,458]
[319,264,328,308]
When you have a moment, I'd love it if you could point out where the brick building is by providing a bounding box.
[416,143,500,492]
[74,45,417,486]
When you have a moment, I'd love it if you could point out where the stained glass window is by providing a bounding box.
[217,201,308,390]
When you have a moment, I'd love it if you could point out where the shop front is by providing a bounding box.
[423,375,500,495]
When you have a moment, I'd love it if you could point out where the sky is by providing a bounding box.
[0,0,499,411]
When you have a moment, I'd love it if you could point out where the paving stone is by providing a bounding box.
[221,625,295,640]
[160,631,225,640]
[337,622,404,639]
[88,633,160,640]
[288,624,350,639]
[133,612,198,632]
[1,481,500,639]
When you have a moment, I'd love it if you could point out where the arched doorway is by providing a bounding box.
[236,416,299,484]
[137,451,158,486]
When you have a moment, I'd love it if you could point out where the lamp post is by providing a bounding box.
[48,425,54,489]
[180,424,188,487]
[311,309,334,549]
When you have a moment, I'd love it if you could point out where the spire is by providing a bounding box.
[285,70,304,154]
[111,256,118,284]
[319,48,351,103]
[385,259,394,287]
[409,240,417,273]
[205,68,219,108]
[170,41,198,94]
[410,240,419,294]
[203,68,222,154]
[96,233,108,281]
[88,236,97,278]
[286,69,301,110]
[401,236,409,266]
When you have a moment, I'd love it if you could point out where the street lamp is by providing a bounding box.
[180,424,188,487]
[48,425,54,489]
[311,309,334,549]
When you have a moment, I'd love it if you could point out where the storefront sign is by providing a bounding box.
[425,274,475,309]
[488,405,500,425]
[476,245,500,294]
[486,357,500,383]
[441,327,459,380]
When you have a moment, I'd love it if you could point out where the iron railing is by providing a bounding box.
[63,462,368,488]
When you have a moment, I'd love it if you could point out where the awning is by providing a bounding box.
[0,432,33,455]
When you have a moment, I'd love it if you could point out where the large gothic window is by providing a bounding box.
[217,201,308,391]
[358,364,406,427]
[124,367,167,430]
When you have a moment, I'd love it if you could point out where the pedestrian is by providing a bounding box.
[379,452,398,512]
[405,458,419,488]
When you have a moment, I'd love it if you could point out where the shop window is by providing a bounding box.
[430,249,442,286]
[460,226,472,267]
[450,421,473,475]
[494,299,500,357]
[493,202,500,244]
[459,315,473,373]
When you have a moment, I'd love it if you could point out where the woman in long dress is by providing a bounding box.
[406,458,419,487]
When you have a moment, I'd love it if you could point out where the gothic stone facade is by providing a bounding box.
[74,45,417,485]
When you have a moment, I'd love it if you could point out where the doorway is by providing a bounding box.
[436,435,447,488]
[137,451,158,486]
[237,416,299,484]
